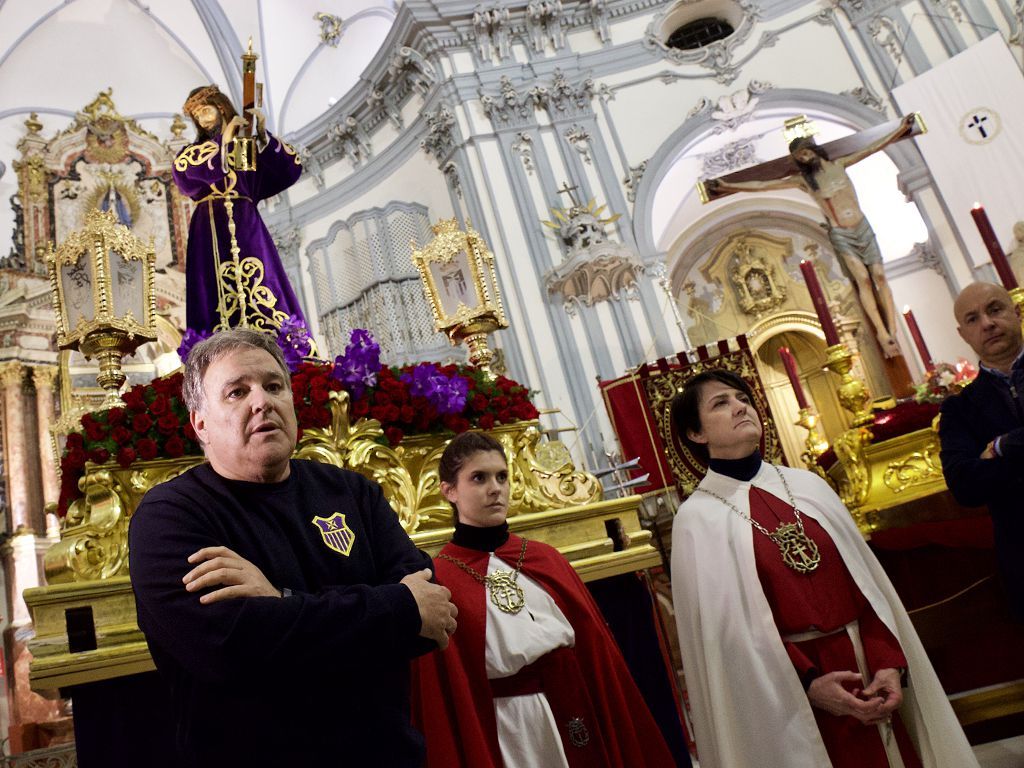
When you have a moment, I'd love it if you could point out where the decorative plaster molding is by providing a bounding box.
[868,15,904,66]
[328,116,373,168]
[480,76,546,128]
[288,140,326,191]
[910,240,945,278]
[511,132,535,174]
[479,69,595,130]
[473,4,513,62]
[624,161,647,203]
[841,85,886,113]
[700,138,760,178]
[589,0,611,42]
[836,0,902,24]
[644,0,762,84]
[369,88,403,130]
[546,68,596,119]
[546,248,643,314]
[564,124,593,164]
[526,0,567,53]
[420,105,458,164]
[270,225,303,268]
[386,46,436,97]
[687,80,774,133]
[443,161,463,197]
[315,12,344,47]
[928,0,964,23]
[1011,0,1024,46]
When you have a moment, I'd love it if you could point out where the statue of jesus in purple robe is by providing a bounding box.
[173,85,307,336]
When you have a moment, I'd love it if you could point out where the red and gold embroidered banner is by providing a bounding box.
[600,336,784,496]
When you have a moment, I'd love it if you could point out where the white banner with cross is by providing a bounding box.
[893,34,1024,268]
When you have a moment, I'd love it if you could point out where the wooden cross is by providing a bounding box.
[698,114,925,203]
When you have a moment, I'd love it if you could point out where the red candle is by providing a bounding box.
[970,203,1018,289]
[778,346,809,409]
[799,260,840,345]
[902,306,934,372]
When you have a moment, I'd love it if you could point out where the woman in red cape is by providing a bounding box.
[411,432,676,767]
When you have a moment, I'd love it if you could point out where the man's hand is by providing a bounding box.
[981,440,997,459]
[401,569,458,650]
[183,546,280,604]
[807,671,888,724]
[861,667,903,718]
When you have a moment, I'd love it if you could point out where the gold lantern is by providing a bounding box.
[46,209,157,407]
[411,219,509,375]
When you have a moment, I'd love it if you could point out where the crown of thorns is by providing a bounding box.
[183,86,221,117]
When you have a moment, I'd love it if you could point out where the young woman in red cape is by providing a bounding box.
[411,432,676,767]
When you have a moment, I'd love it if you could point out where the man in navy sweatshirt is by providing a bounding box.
[129,328,458,767]
[939,282,1024,620]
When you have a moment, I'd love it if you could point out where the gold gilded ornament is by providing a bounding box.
[695,465,821,574]
[438,538,529,614]
[771,522,821,574]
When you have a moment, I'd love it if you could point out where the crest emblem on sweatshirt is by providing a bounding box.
[311,513,356,556]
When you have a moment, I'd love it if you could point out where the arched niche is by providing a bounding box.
[633,89,928,263]
[746,313,848,464]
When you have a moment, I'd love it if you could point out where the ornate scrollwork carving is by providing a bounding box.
[46,459,200,583]
[701,138,760,179]
[329,116,373,168]
[644,0,761,84]
[420,105,457,164]
[831,426,872,521]
[883,441,943,493]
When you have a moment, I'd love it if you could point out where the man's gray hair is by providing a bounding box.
[181,329,291,413]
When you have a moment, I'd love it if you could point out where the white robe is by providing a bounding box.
[484,554,575,768]
[670,463,978,768]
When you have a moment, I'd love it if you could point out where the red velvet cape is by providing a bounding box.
[411,534,675,768]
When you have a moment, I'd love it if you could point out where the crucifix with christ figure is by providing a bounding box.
[698,114,925,365]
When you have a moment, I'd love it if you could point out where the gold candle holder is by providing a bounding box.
[823,343,874,428]
[795,407,829,470]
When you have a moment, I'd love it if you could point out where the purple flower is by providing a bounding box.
[401,363,469,415]
[177,328,212,363]
[331,329,382,398]
[276,315,313,372]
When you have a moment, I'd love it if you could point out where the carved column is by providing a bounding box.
[1,362,29,532]
[32,367,60,538]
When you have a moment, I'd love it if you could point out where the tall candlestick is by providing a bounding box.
[778,346,810,408]
[970,203,1017,289]
[902,306,934,372]
[799,260,841,345]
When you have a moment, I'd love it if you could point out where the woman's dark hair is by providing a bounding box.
[670,369,755,462]
[439,432,507,523]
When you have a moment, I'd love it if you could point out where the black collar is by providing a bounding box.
[451,521,510,552]
[708,450,762,481]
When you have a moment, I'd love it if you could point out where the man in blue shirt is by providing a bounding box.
[939,281,1024,619]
